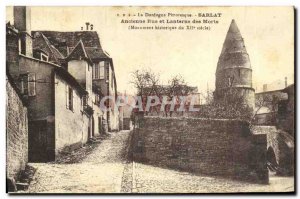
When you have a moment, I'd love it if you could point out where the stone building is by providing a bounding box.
[32,30,119,132]
[278,84,295,136]
[254,89,288,125]
[214,19,255,111]
[6,6,119,162]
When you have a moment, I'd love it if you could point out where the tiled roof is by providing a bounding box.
[68,47,109,59]
[54,67,88,96]
[31,31,109,60]
[32,32,65,64]
[66,40,93,64]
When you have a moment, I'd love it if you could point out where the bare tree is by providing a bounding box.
[130,69,162,115]
[130,70,195,117]
[163,75,195,117]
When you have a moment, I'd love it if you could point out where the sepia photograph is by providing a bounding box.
[5,5,295,194]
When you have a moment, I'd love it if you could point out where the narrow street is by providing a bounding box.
[26,130,132,193]
[25,130,294,193]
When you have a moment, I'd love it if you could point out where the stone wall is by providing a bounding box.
[252,125,294,175]
[132,117,268,183]
[6,75,28,180]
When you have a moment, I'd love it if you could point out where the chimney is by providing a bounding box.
[285,77,287,88]
[13,6,31,33]
[263,84,268,92]
[90,24,93,30]
[85,22,90,30]
[13,6,32,57]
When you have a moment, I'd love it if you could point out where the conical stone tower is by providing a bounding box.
[214,19,255,111]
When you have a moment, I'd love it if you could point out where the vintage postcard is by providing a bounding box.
[6,6,295,194]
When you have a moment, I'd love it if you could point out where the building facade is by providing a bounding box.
[6,6,119,163]
[32,30,119,132]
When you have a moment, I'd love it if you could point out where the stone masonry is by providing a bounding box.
[132,117,268,183]
[6,74,28,181]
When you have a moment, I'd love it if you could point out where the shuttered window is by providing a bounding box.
[66,85,73,111]
[93,61,105,80]
[99,61,105,79]
[20,73,36,96]
[82,95,88,109]
[95,94,100,105]
[105,63,109,82]
[111,73,114,89]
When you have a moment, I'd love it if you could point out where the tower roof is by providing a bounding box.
[217,19,251,70]
[221,19,246,54]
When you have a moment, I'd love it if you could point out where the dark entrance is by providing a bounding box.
[28,120,54,162]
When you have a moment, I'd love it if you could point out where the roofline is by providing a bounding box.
[39,32,63,63]
[6,68,28,106]
[6,23,19,35]
[54,67,88,96]
[19,54,87,96]
[108,58,118,99]
[19,54,62,68]
[216,86,255,92]
[33,48,49,56]
[65,40,93,65]
[255,89,285,95]
[282,84,294,92]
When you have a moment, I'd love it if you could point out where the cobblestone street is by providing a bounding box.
[24,130,294,193]
[129,163,294,193]
[26,130,132,193]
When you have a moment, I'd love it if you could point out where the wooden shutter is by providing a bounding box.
[100,62,105,79]
[71,88,74,112]
[28,73,36,96]
[69,87,73,111]
[20,77,24,94]
[66,85,69,109]
[80,95,83,112]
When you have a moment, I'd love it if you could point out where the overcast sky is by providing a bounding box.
[7,6,294,95]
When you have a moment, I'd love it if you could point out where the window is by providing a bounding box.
[40,53,49,62]
[20,73,36,96]
[93,63,98,79]
[106,63,109,82]
[111,73,113,89]
[18,38,26,55]
[82,95,88,109]
[95,94,100,105]
[93,62,105,80]
[66,86,73,111]
[100,62,105,79]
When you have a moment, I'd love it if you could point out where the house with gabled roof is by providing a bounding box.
[6,6,119,162]
[32,30,119,132]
